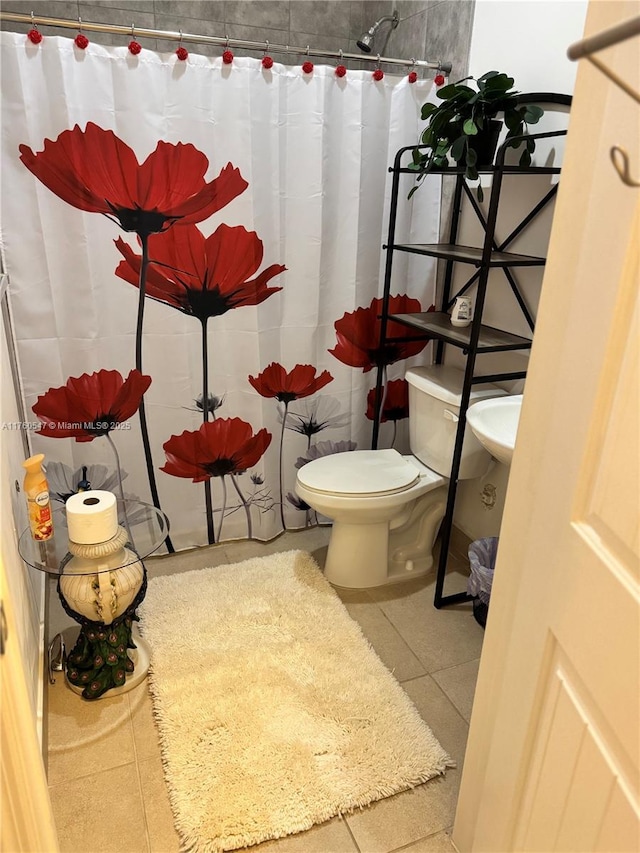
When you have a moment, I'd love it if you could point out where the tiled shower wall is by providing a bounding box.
[1,1,474,81]
[1,0,473,303]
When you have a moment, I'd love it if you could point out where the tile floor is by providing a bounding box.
[46,526,484,853]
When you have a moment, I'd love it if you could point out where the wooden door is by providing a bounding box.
[1,554,59,852]
[453,2,640,850]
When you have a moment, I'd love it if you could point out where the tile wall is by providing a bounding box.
[1,1,473,80]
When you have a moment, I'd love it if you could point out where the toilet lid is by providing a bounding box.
[296,449,420,496]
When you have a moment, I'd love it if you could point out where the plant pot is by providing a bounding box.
[470,119,502,167]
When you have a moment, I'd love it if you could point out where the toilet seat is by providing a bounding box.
[296,449,420,497]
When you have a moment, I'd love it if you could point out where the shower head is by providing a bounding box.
[356,31,375,53]
[357,11,399,55]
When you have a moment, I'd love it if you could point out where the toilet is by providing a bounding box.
[295,365,507,588]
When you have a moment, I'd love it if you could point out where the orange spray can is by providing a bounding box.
[22,454,54,541]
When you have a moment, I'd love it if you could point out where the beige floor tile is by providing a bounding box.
[252,816,359,852]
[47,526,479,853]
[146,543,231,577]
[129,681,163,762]
[368,576,484,673]
[332,586,373,605]
[309,542,329,569]
[370,561,471,605]
[339,596,427,682]
[401,675,469,766]
[283,524,332,555]
[366,573,433,606]
[219,525,332,565]
[212,535,290,564]
[47,678,136,786]
[395,827,456,851]
[49,763,148,853]
[345,773,460,853]
[146,528,330,580]
[138,755,181,853]
[431,659,481,724]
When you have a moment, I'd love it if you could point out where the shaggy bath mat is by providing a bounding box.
[140,550,453,852]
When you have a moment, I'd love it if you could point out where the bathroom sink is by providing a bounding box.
[466,395,523,466]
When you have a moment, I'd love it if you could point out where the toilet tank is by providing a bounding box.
[405,365,507,479]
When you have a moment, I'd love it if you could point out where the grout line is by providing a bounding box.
[399,671,431,686]
[47,755,137,789]
[341,584,429,681]
[375,602,428,676]
[430,656,482,677]
[127,688,153,853]
[387,824,455,853]
[342,812,363,853]
[407,672,472,733]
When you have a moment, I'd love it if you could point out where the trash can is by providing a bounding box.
[467,537,499,628]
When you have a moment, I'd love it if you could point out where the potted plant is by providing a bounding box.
[409,71,544,201]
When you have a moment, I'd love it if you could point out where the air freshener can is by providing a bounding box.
[22,453,54,540]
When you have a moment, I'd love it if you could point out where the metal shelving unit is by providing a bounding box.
[372,93,572,608]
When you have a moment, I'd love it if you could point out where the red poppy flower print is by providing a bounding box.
[19,123,248,235]
[32,369,151,442]
[114,224,285,320]
[248,363,333,404]
[161,418,271,482]
[365,379,409,422]
[329,296,434,372]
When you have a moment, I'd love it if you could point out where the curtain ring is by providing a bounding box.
[74,13,90,48]
[176,28,188,60]
[339,49,343,61]
[262,38,273,68]
[306,45,310,56]
[131,23,135,38]
[225,34,230,48]
[28,11,42,43]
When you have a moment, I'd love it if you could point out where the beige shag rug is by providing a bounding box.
[140,549,453,852]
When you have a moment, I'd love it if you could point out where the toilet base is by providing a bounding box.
[325,520,391,588]
[323,487,447,589]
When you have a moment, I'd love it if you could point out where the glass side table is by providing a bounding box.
[19,499,169,700]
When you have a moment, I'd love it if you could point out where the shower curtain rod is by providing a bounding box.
[0,11,452,73]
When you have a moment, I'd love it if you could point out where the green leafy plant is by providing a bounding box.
[409,71,544,201]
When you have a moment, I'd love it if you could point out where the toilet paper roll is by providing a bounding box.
[66,490,118,544]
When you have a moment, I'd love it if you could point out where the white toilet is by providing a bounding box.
[295,365,507,588]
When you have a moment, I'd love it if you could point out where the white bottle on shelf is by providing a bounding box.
[450,296,473,327]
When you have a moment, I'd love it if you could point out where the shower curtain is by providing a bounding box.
[0,32,440,550]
